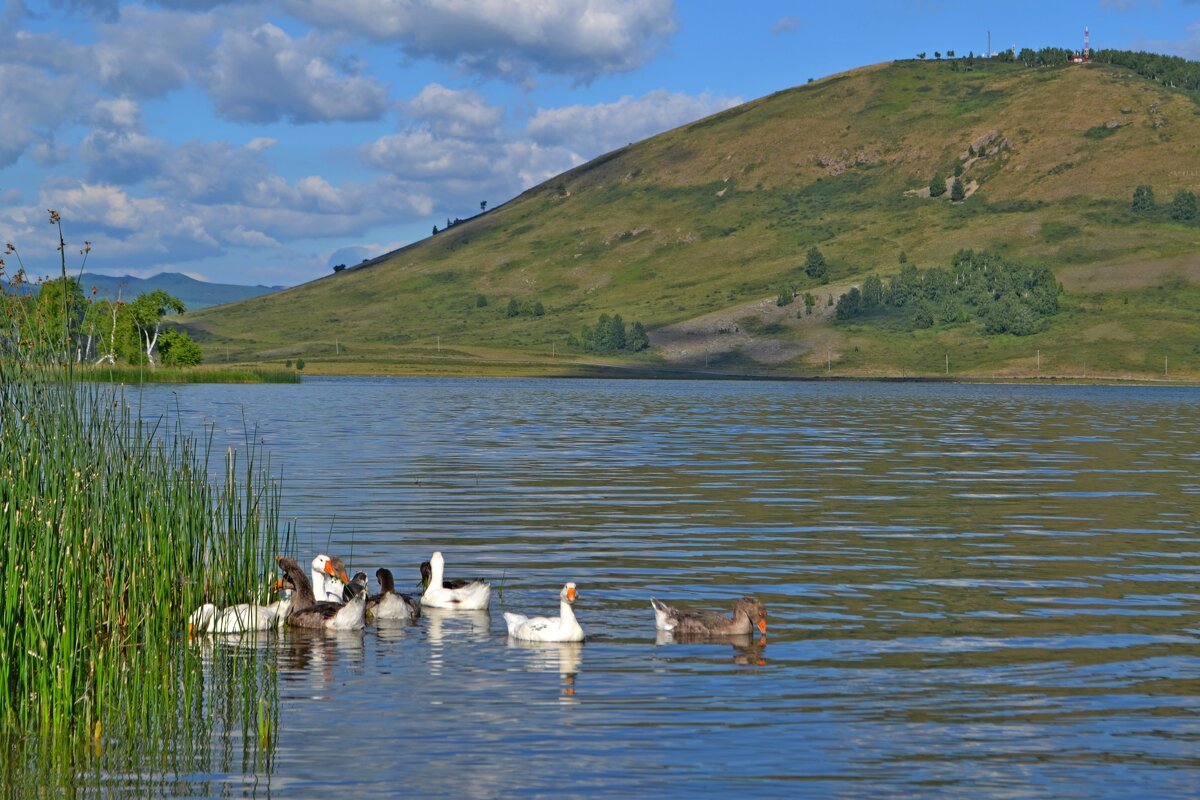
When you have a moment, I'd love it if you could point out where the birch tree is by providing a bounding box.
[128,291,185,367]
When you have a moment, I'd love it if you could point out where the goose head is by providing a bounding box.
[376,567,396,593]
[344,571,369,602]
[733,597,767,634]
[312,554,350,601]
[561,582,578,604]
[187,603,216,639]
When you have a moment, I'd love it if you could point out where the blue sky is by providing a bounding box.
[2,0,1197,288]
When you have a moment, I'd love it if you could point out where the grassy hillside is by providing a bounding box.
[186,58,1200,380]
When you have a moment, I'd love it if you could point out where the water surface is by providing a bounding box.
[139,378,1200,798]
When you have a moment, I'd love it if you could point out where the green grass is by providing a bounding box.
[74,365,301,383]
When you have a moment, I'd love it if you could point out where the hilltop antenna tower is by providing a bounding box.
[1084,26,1090,60]
[987,29,991,58]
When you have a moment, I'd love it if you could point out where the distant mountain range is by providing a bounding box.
[75,272,284,311]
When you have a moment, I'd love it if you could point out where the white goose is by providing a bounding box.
[311,554,349,603]
[504,582,585,642]
[420,551,491,610]
[187,591,292,637]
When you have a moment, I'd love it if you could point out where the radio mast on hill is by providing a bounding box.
[1084,26,1090,60]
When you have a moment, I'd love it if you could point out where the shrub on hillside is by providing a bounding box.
[803,247,828,282]
[1132,184,1155,213]
[1171,189,1197,222]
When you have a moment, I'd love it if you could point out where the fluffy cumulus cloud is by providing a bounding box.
[283,0,677,82]
[206,23,391,123]
[405,83,504,139]
[92,6,218,97]
[0,0,701,283]
[526,90,740,160]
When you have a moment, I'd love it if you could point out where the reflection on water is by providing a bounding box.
[102,378,1200,798]
[506,639,583,701]
[655,630,768,667]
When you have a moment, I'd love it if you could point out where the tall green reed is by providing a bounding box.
[0,215,288,790]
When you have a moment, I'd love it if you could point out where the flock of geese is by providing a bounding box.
[188,550,769,643]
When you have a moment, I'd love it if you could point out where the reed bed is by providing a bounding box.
[0,218,289,790]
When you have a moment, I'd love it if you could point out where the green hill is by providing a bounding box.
[185,57,1200,380]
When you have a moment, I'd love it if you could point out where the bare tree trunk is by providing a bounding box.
[143,325,160,368]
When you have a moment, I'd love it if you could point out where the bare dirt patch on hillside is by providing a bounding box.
[649,282,856,367]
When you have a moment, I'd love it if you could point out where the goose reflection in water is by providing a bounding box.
[506,639,584,701]
[423,607,492,677]
[276,627,365,697]
[655,630,768,667]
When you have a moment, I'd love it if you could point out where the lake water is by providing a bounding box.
[132,378,1199,798]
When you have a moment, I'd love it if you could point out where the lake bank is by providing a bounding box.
[220,353,1200,386]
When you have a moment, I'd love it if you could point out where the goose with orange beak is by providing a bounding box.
[651,596,768,637]
[311,554,350,603]
[504,582,585,642]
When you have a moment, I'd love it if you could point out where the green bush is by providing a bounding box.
[1132,184,1155,213]
[1170,189,1196,222]
[157,328,203,367]
[803,247,828,282]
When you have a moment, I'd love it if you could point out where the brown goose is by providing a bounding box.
[366,568,421,622]
[650,596,768,636]
[275,555,365,630]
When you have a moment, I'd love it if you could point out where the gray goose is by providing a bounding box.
[650,596,768,636]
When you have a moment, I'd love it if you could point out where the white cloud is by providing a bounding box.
[283,0,677,82]
[0,64,78,168]
[89,98,142,129]
[206,23,390,123]
[79,129,169,183]
[47,182,164,232]
[406,83,504,139]
[224,225,283,249]
[527,90,740,160]
[92,6,217,97]
[363,130,497,179]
